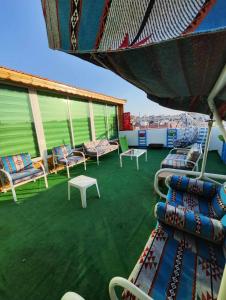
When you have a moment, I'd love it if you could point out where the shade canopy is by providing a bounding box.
[42,0,226,119]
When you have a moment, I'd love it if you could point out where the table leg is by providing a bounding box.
[136,157,139,170]
[68,183,70,200]
[95,182,100,198]
[145,150,148,161]
[80,188,87,208]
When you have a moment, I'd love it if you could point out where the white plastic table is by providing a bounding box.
[120,149,147,170]
[68,175,100,208]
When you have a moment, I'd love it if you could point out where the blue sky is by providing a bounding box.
[0,1,181,115]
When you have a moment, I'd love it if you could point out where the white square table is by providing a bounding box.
[68,175,100,208]
[120,149,147,170]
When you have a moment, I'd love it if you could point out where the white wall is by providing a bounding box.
[119,129,166,146]
[119,127,224,154]
[147,129,167,146]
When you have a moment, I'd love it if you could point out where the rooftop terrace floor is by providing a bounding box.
[0,149,225,300]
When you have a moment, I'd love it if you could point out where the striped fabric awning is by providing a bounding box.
[41,0,226,119]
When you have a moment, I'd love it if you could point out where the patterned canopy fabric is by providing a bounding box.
[41,0,226,118]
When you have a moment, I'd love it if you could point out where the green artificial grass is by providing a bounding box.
[0,150,225,300]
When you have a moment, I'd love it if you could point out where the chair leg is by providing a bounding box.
[68,183,70,200]
[53,160,57,174]
[97,156,99,166]
[95,182,100,198]
[11,185,17,203]
[66,165,70,178]
[44,175,48,188]
[84,160,87,171]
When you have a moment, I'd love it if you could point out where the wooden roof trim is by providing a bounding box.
[0,66,126,105]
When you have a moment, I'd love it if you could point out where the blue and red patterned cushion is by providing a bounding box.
[212,183,226,218]
[155,202,224,243]
[158,176,226,244]
[168,175,217,200]
[10,168,44,185]
[58,156,84,166]
[0,153,33,174]
[123,224,224,300]
[52,145,73,160]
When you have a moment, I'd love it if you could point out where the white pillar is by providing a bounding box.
[67,97,75,147]
[116,105,120,137]
[89,101,96,141]
[28,89,48,171]
[105,104,110,139]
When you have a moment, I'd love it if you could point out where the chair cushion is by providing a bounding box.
[168,175,217,199]
[212,183,226,218]
[84,139,116,156]
[123,224,224,300]
[53,145,72,160]
[161,154,191,170]
[83,141,98,154]
[97,139,110,147]
[10,168,44,185]
[155,202,224,243]
[167,190,217,217]
[109,145,118,151]
[0,153,33,174]
[58,156,84,166]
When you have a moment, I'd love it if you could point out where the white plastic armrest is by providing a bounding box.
[32,160,46,174]
[61,292,85,300]
[95,147,99,156]
[109,277,153,300]
[72,150,86,160]
[0,168,13,186]
[53,154,68,164]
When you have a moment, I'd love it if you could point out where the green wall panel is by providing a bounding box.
[0,85,38,157]
[107,105,118,139]
[93,102,108,140]
[70,99,91,145]
[38,92,71,151]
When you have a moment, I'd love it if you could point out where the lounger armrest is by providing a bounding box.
[72,150,86,160]
[109,277,153,300]
[0,168,13,185]
[32,160,46,173]
[52,154,68,164]
[155,202,224,243]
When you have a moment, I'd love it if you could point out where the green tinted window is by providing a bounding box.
[38,92,71,150]
[70,99,91,145]
[107,105,118,139]
[0,85,38,157]
[93,102,108,139]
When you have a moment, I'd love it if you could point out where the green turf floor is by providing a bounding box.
[0,150,225,300]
